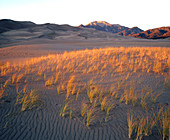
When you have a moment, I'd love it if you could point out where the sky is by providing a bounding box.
[0,0,170,30]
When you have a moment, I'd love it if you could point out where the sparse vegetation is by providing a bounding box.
[128,107,169,140]
[81,101,88,117]
[86,106,97,127]
[0,84,5,99]
[15,88,43,112]
[127,112,136,139]
[60,100,71,117]
[0,47,169,139]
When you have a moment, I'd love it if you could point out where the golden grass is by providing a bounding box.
[0,84,5,98]
[150,92,162,104]
[101,96,108,111]
[105,103,114,122]
[3,78,11,88]
[1,47,169,78]
[81,101,88,117]
[86,106,96,127]
[156,108,170,140]
[140,91,150,110]
[45,76,54,86]
[127,112,136,139]
[66,76,75,100]
[0,47,169,136]
[16,73,24,83]
[60,101,71,117]
[129,107,170,140]
[15,88,43,112]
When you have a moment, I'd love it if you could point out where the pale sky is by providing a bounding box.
[0,0,170,30]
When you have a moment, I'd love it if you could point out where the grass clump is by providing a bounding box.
[16,88,43,112]
[127,112,136,139]
[87,83,99,103]
[129,107,169,140]
[60,100,71,117]
[0,84,5,99]
[16,73,24,83]
[101,96,108,111]
[66,76,75,100]
[45,76,54,87]
[86,106,97,127]
[3,78,11,88]
[81,101,88,117]
[156,108,169,140]
[105,103,114,122]
[150,92,162,104]
[140,92,149,110]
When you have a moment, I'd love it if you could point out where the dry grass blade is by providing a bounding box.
[140,92,149,110]
[76,88,80,101]
[87,84,99,103]
[101,96,108,111]
[150,92,162,104]
[105,103,114,122]
[66,76,75,100]
[15,89,43,111]
[162,110,169,140]
[60,100,71,117]
[86,106,97,127]
[0,84,5,98]
[16,73,24,83]
[127,112,136,139]
[81,101,88,117]
[3,78,11,88]
[124,90,130,105]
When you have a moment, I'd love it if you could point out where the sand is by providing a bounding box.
[0,38,170,140]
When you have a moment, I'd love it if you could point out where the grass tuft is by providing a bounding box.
[127,112,136,139]
[16,89,43,111]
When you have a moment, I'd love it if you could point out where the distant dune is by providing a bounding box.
[0,19,170,48]
[0,19,138,47]
[0,19,170,140]
[0,19,36,33]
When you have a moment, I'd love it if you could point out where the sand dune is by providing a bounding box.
[0,46,169,140]
[0,19,170,140]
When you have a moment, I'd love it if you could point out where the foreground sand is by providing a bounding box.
[0,40,170,140]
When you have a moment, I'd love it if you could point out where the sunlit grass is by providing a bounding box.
[15,88,43,112]
[129,107,169,140]
[60,100,71,117]
[0,47,169,138]
[0,84,5,99]
[127,112,136,139]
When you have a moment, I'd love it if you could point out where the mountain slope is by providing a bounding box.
[80,21,170,39]
[130,27,170,39]
[79,21,129,33]
[118,27,144,36]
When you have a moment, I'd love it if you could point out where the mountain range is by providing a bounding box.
[0,19,170,42]
[79,21,170,39]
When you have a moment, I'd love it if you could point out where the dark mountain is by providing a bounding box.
[79,21,170,39]
[0,19,36,33]
[118,27,144,36]
[79,21,129,33]
[130,27,170,39]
